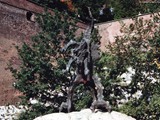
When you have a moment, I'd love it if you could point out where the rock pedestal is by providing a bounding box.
[34,109,136,120]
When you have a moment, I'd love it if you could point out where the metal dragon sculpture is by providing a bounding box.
[59,7,111,113]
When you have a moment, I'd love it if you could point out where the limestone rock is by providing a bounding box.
[0,105,25,120]
[34,109,136,120]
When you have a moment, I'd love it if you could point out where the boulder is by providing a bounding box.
[0,105,26,120]
[34,109,136,120]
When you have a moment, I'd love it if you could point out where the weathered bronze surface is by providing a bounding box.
[59,8,111,112]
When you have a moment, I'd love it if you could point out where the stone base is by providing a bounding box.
[34,109,136,120]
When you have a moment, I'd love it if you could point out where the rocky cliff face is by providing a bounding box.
[34,109,136,120]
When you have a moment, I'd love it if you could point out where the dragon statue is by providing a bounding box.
[59,7,111,113]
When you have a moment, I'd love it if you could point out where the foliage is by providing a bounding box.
[18,103,54,120]
[119,88,160,119]
[9,1,160,119]
[9,9,78,119]
[28,0,68,11]
[110,0,160,20]
[142,3,160,13]
[99,14,160,119]
[29,0,113,22]
[9,7,103,119]
[72,0,113,22]
[110,0,143,19]
[29,0,160,22]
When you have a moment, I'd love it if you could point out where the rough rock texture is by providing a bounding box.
[34,109,136,120]
[0,105,26,120]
